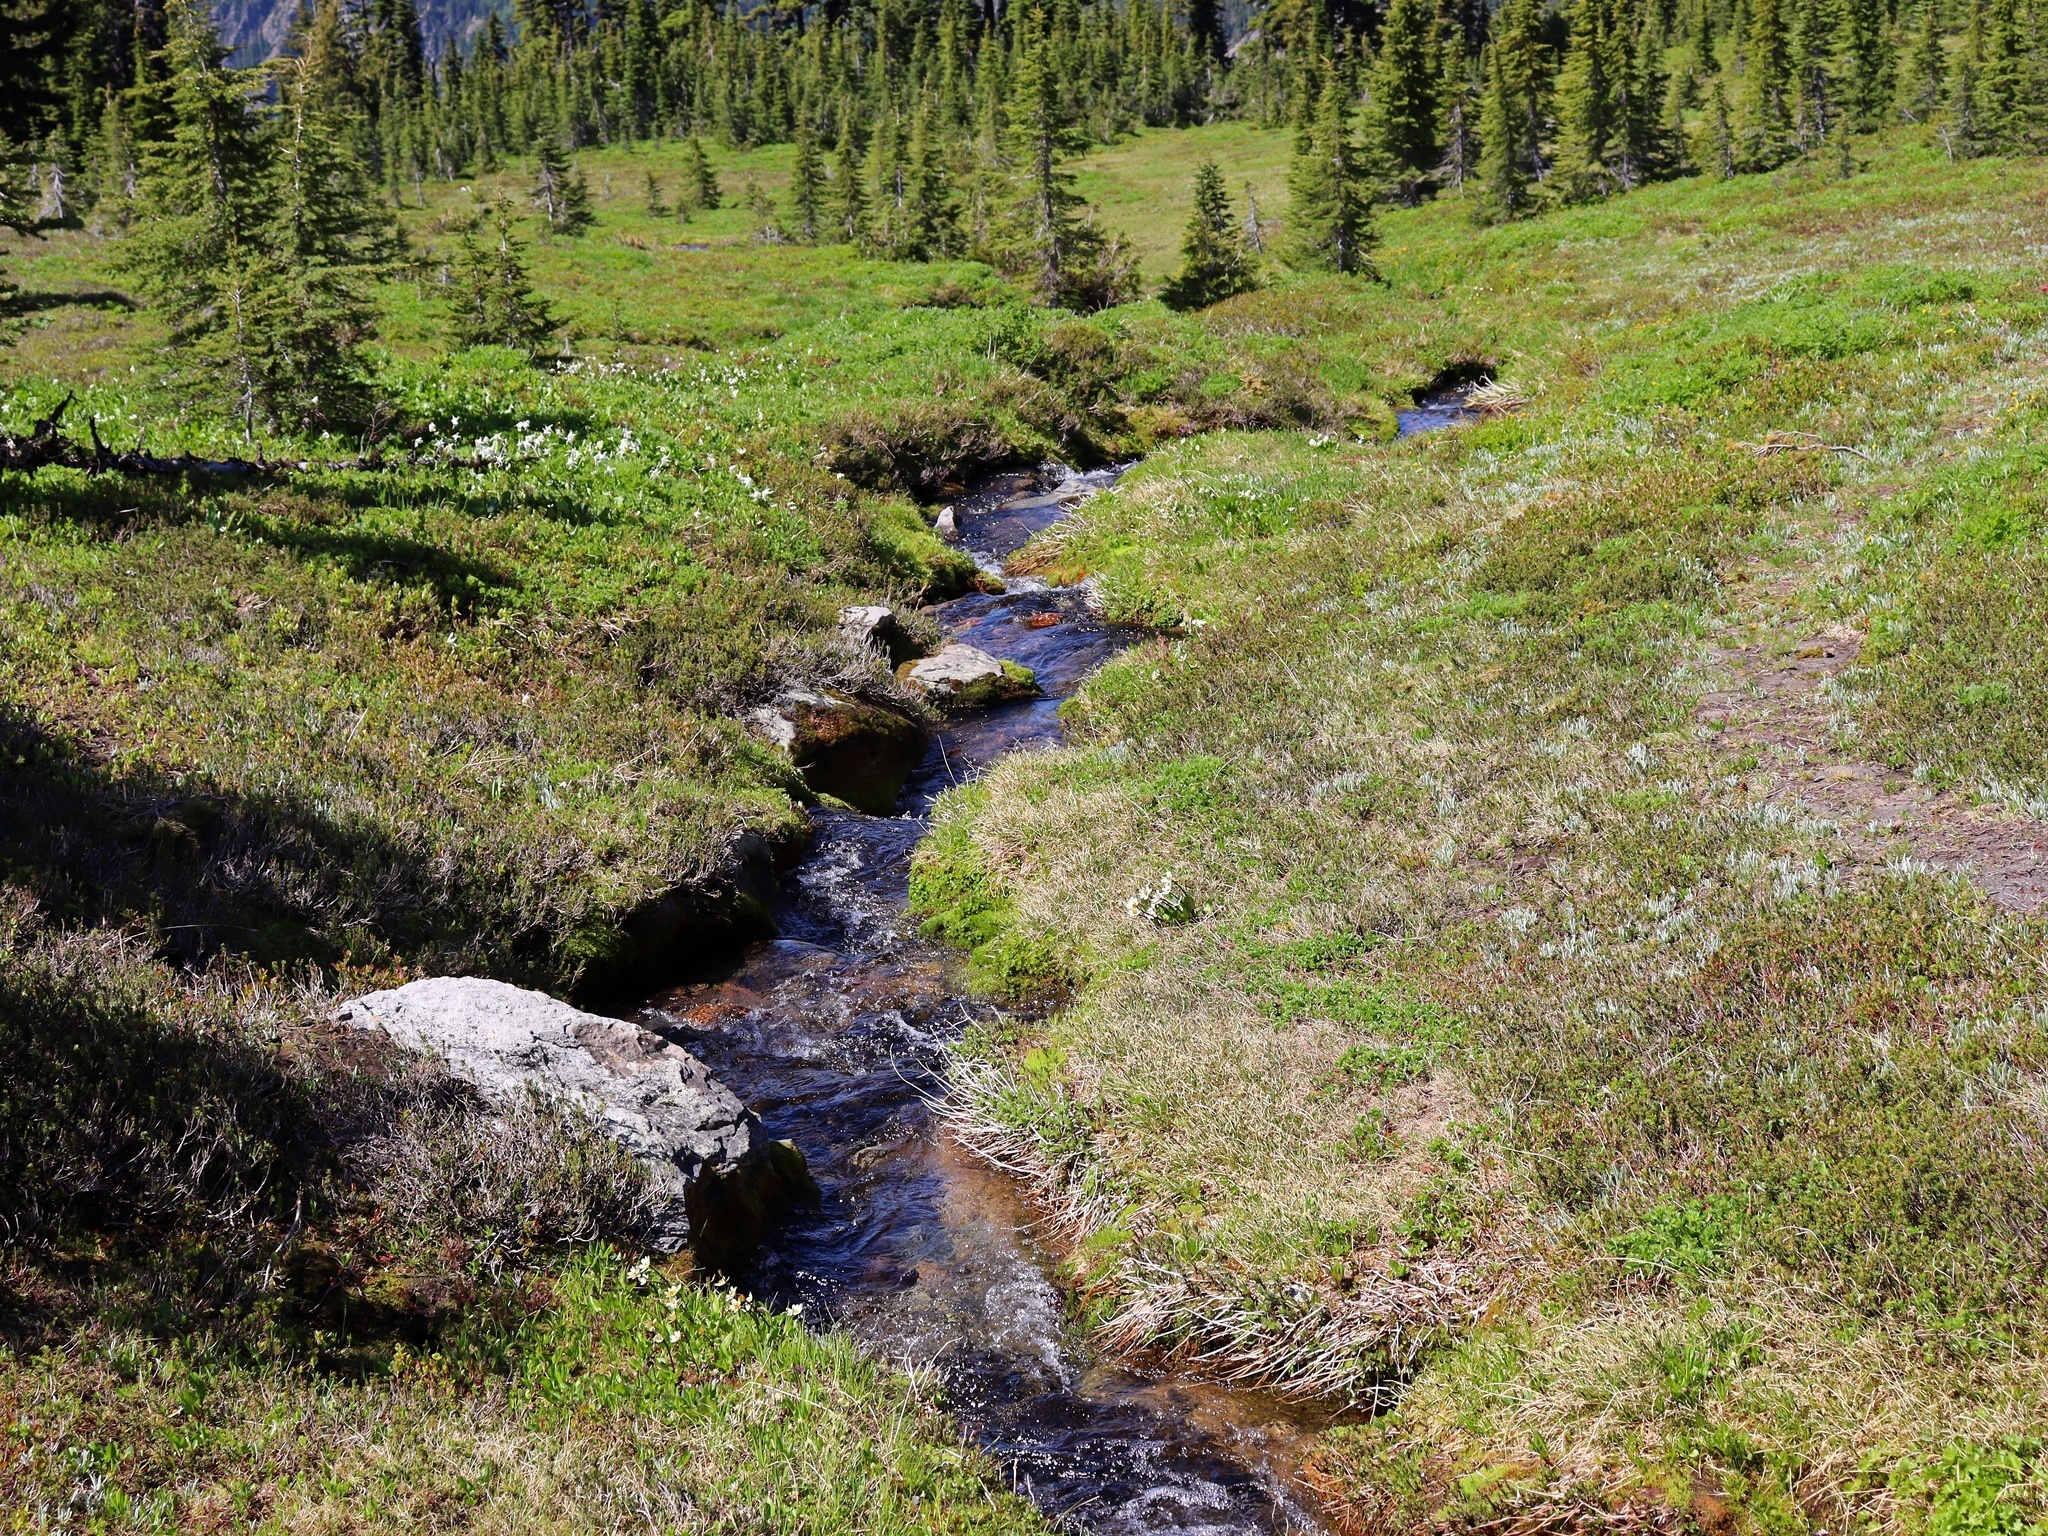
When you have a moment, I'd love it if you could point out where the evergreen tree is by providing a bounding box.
[115,0,280,436]
[1786,0,1836,153]
[1615,4,1674,186]
[532,136,592,234]
[682,135,720,210]
[1474,0,1551,216]
[1363,0,1441,202]
[788,119,823,241]
[831,136,867,243]
[1839,0,1891,129]
[0,139,39,289]
[864,109,905,254]
[1973,0,2029,149]
[1944,0,1984,155]
[1551,0,1620,198]
[87,96,138,227]
[1735,0,1794,166]
[1285,63,1377,273]
[1697,73,1739,174]
[447,198,557,356]
[994,9,1133,307]
[1736,0,1802,165]
[1437,17,1479,191]
[745,177,784,243]
[1896,0,1945,123]
[1161,158,1257,308]
[642,168,667,217]
[1474,43,1531,221]
[902,95,954,257]
[259,62,399,428]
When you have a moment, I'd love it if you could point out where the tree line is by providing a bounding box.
[1,0,2042,244]
[0,0,2041,444]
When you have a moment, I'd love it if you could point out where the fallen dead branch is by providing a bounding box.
[1465,380,1530,417]
[0,395,494,480]
[1733,428,1872,461]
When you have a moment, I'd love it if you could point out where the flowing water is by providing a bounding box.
[640,412,1473,1530]
[1395,385,1482,437]
[637,463,1335,1533]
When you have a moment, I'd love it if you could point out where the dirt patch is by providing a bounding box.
[1696,623,2048,911]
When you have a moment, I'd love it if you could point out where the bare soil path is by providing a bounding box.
[1695,498,2048,911]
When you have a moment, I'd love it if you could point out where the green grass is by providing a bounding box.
[7,120,2048,1534]
[1068,124,1298,281]
[0,1247,1045,1533]
[910,135,2048,1532]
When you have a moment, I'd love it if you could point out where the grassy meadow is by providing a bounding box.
[910,140,2048,1531]
[4,117,2048,1532]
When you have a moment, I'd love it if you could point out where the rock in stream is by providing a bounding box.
[339,976,816,1266]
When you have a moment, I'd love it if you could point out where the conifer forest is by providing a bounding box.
[2,0,2048,1528]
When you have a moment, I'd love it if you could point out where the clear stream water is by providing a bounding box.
[636,397,1475,1533]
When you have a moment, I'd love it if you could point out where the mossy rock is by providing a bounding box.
[896,645,1040,714]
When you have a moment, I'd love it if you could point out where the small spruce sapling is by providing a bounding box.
[1161,159,1257,310]
[532,137,592,235]
[745,176,784,244]
[682,137,720,212]
[447,199,558,358]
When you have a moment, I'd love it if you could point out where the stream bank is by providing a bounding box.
[641,400,1478,1533]
[641,462,1334,1534]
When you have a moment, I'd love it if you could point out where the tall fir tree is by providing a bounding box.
[261,60,399,428]
[903,94,954,258]
[1285,62,1377,273]
[1697,73,1739,174]
[1786,0,1836,152]
[995,8,1132,307]
[1972,0,2030,149]
[115,0,278,436]
[1363,0,1441,202]
[864,108,906,255]
[1839,0,1892,128]
[1735,0,1794,167]
[1161,158,1257,308]
[1615,3,1674,186]
[832,122,867,241]
[1437,16,1479,191]
[1944,0,1984,155]
[788,119,823,242]
[1474,43,1531,221]
[1896,0,1945,123]
[1551,0,1621,198]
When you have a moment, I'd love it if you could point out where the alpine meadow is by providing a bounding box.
[2,0,2047,1530]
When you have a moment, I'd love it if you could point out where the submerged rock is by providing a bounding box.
[339,977,816,1266]
[896,643,1040,712]
[747,687,928,814]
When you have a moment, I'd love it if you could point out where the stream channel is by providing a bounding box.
[637,395,1473,1533]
